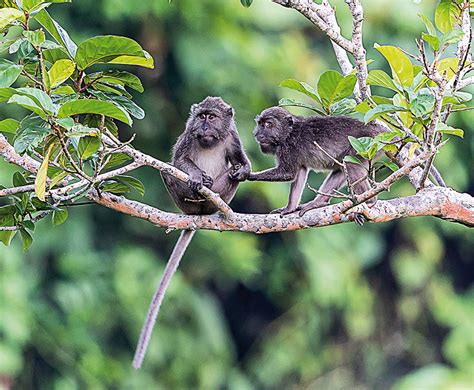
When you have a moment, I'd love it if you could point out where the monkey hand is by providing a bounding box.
[188,173,205,191]
[202,173,214,188]
[229,164,250,181]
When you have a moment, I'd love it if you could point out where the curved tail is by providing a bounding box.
[132,229,196,369]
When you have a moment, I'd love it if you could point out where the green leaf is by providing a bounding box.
[75,35,148,70]
[279,79,321,104]
[23,0,71,12]
[42,47,70,64]
[240,0,253,6]
[100,181,131,194]
[422,33,440,51]
[102,152,132,171]
[437,57,459,80]
[0,59,22,87]
[330,98,356,116]
[34,144,53,201]
[77,135,101,160]
[0,118,19,134]
[436,123,464,137]
[48,59,75,88]
[348,136,372,154]
[435,0,461,33]
[367,69,399,92]
[364,104,406,123]
[15,87,54,113]
[317,70,357,107]
[343,155,361,165]
[23,29,45,47]
[88,70,144,92]
[56,117,74,129]
[278,98,325,115]
[66,124,98,137]
[58,99,132,125]
[89,90,145,119]
[0,8,24,32]
[418,14,436,36]
[34,10,77,57]
[440,29,464,46]
[380,161,399,172]
[52,207,68,225]
[375,44,414,87]
[115,175,145,196]
[107,51,154,68]
[8,94,47,119]
[19,228,33,251]
[13,115,49,154]
[13,171,28,186]
[410,93,435,117]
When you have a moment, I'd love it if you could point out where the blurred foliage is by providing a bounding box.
[0,0,473,388]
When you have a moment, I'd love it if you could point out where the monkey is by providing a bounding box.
[247,106,384,217]
[248,106,445,218]
[132,97,251,369]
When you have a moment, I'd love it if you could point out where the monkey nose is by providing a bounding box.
[202,123,209,131]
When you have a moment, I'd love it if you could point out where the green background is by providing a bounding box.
[1,0,473,388]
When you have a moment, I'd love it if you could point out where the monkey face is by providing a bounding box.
[253,107,294,155]
[192,111,225,148]
[188,97,234,148]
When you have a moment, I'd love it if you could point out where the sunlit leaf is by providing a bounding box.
[0,7,24,32]
[0,118,19,134]
[34,144,53,201]
[367,69,399,92]
[77,135,101,160]
[435,0,461,33]
[375,44,414,87]
[436,122,464,137]
[48,59,75,88]
[75,35,148,70]
[279,79,321,104]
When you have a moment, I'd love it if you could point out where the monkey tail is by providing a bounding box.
[132,229,196,369]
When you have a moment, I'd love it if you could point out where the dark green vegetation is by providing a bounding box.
[0,0,472,388]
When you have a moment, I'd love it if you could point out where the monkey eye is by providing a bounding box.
[198,113,206,120]
[264,121,273,129]
[208,114,216,120]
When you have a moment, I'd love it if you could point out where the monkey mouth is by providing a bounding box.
[198,135,218,146]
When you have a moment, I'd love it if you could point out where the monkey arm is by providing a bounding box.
[227,133,252,181]
[248,165,297,182]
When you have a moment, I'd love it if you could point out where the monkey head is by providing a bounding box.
[188,96,234,148]
[253,107,295,154]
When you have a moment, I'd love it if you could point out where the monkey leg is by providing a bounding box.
[271,166,308,215]
[346,162,376,206]
[298,170,346,216]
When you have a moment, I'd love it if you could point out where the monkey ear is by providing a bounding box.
[191,104,198,114]
[227,107,234,117]
[286,115,294,128]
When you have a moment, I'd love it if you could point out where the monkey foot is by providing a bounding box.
[352,213,366,226]
[297,202,328,217]
[270,206,297,216]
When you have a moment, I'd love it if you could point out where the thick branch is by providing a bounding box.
[89,187,474,230]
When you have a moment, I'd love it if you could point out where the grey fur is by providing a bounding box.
[249,106,382,216]
[133,97,250,369]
